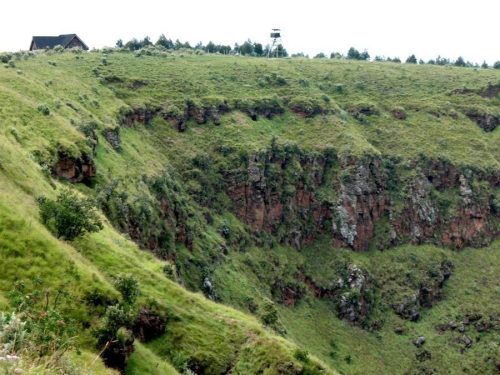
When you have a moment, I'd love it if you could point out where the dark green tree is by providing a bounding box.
[253,43,264,56]
[454,56,466,67]
[205,41,216,53]
[347,47,361,60]
[360,50,370,60]
[406,54,417,64]
[156,34,174,49]
[493,61,500,69]
[239,40,254,55]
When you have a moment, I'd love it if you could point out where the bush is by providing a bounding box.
[0,312,27,353]
[493,61,500,70]
[113,275,140,305]
[38,189,103,240]
[37,104,50,115]
[7,281,76,357]
[260,300,279,326]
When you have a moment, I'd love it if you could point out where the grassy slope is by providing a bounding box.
[0,52,336,374]
[0,50,498,374]
[212,240,500,375]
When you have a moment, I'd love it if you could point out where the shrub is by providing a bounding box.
[391,106,407,120]
[0,53,12,63]
[37,104,50,115]
[334,84,344,93]
[113,275,140,306]
[493,61,500,70]
[7,281,76,357]
[0,312,27,353]
[293,349,310,363]
[163,263,177,281]
[260,300,279,326]
[38,189,103,240]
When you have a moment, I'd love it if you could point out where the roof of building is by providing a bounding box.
[31,34,88,49]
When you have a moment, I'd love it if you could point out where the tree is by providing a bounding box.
[454,56,466,67]
[38,189,103,241]
[418,59,425,64]
[436,55,450,66]
[406,54,417,64]
[124,38,141,51]
[347,47,361,60]
[360,50,370,60]
[141,36,152,47]
[481,61,489,69]
[253,43,264,56]
[314,52,326,59]
[174,39,183,50]
[218,45,231,55]
[493,61,500,69]
[239,40,254,55]
[275,44,288,57]
[205,41,216,53]
[156,34,174,49]
[115,39,123,48]
[330,52,343,59]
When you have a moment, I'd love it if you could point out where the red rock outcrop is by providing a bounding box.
[52,150,96,184]
[226,152,498,251]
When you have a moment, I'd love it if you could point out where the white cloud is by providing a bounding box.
[2,0,499,64]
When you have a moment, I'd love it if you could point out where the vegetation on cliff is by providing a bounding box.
[0,48,498,374]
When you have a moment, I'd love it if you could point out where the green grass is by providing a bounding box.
[0,49,498,374]
[127,342,179,375]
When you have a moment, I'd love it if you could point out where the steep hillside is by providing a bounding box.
[0,48,498,374]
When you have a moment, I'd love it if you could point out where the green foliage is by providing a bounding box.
[347,47,369,60]
[113,274,140,306]
[0,48,499,375]
[38,189,103,240]
[7,280,76,357]
[259,300,279,326]
[0,312,27,353]
[405,54,417,64]
[37,103,50,115]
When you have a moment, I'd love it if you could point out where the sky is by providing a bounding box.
[1,0,499,64]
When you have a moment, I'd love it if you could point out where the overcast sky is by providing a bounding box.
[1,0,499,64]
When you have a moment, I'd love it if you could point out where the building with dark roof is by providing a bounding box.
[29,34,89,51]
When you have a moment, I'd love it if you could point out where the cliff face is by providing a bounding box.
[224,150,498,251]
